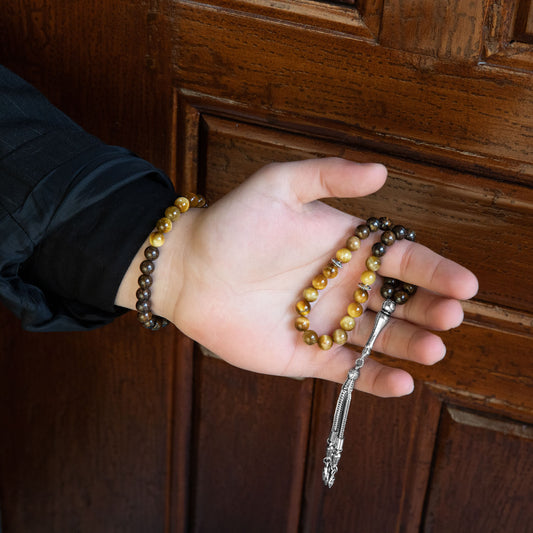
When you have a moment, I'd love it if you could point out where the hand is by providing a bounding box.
[120,158,479,397]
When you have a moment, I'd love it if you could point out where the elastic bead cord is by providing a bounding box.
[136,193,207,331]
[295,216,417,350]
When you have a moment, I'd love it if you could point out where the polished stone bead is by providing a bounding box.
[405,229,416,241]
[303,287,319,302]
[165,205,181,221]
[340,315,356,331]
[347,302,363,318]
[175,196,190,212]
[185,193,201,207]
[196,196,207,207]
[144,246,159,260]
[303,330,319,345]
[355,224,370,239]
[296,300,311,316]
[346,236,361,251]
[379,217,393,230]
[372,242,387,257]
[138,274,153,289]
[366,217,380,232]
[136,287,151,301]
[366,255,381,272]
[380,283,395,299]
[312,274,328,290]
[140,260,155,275]
[360,270,377,285]
[295,316,310,331]
[353,288,369,303]
[323,263,339,279]
[136,300,150,313]
[394,290,409,305]
[332,328,348,345]
[381,230,396,246]
[402,283,418,295]
[336,248,352,263]
[149,231,165,247]
[318,335,333,350]
[137,311,153,323]
[392,225,406,240]
[156,217,172,233]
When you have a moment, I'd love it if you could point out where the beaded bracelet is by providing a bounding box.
[293,216,418,488]
[136,193,207,331]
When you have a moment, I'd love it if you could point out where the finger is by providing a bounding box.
[306,344,415,397]
[347,310,447,366]
[282,157,388,205]
[377,240,479,301]
[366,283,465,331]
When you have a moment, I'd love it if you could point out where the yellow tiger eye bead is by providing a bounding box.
[165,205,181,221]
[360,270,377,286]
[366,255,381,272]
[312,274,328,290]
[175,197,190,213]
[347,302,364,318]
[323,263,338,279]
[340,315,356,331]
[353,288,369,303]
[303,287,319,302]
[296,300,311,316]
[346,236,361,251]
[149,232,165,247]
[156,217,172,233]
[318,335,333,350]
[185,193,200,207]
[303,330,318,345]
[332,328,348,345]
[336,248,352,263]
[295,317,310,331]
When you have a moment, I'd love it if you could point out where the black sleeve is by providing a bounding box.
[0,65,176,331]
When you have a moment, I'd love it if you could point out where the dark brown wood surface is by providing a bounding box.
[1,1,532,532]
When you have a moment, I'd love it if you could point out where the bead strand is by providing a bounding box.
[295,216,417,350]
[136,193,207,331]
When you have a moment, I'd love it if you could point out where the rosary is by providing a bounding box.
[293,216,417,488]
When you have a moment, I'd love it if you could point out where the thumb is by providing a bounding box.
[282,157,388,205]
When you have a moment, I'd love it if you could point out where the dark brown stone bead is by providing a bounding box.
[393,290,409,305]
[384,277,400,287]
[138,274,153,289]
[380,283,395,299]
[402,283,418,295]
[355,224,370,239]
[140,260,155,275]
[379,217,392,230]
[137,311,153,323]
[372,242,387,257]
[136,287,151,301]
[366,217,380,232]
[144,246,159,261]
[392,225,406,240]
[136,300,151,313]
[381,230,396,246]
[405,229,416,241]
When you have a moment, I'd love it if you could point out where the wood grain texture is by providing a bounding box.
[173,2,533,180]
[423,406,533,533]
[301,382,442,533]
[0,311,176,532]
[189,355,313,533]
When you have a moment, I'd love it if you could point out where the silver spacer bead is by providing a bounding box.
[331,258,343,269]
[358,283,372,292]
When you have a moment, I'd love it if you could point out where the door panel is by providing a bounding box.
[0,1,532,532]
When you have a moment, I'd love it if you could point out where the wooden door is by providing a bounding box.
[0,1,532,532]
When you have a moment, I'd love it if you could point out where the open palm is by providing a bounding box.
[172,158,478,397]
